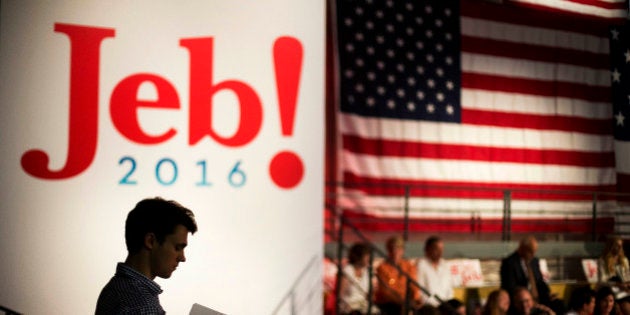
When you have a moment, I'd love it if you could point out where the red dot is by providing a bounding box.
[269,151,304,189]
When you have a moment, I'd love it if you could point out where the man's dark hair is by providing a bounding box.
[347,242,371,265]
[568,286,595,311]
[125,197,198,254]
[425,236,442,250]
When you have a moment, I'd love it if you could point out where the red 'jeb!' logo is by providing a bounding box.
[20,23,305,189]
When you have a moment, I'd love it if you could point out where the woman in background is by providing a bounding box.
[594,286,619,315]
[599,236,630,285]
[482,289,510,315]
[339,242,375,315]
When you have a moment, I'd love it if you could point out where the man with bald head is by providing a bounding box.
[500,236,564,314]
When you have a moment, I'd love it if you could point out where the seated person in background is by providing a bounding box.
[439,299,466,315]
[418,236,454,306]
[594,286,618,315]
[509,287,556,315]
[565,286,595,315]
[482,289,511,315]
[500,236,565,315]
[339,242,376,315]
[617,294,630,315]
[375,235,423,315]
[599,236,630,288]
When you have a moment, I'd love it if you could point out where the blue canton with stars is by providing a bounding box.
[610,25,630,141]
[336,0,461,122]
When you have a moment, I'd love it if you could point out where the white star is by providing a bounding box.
[627,95,630,104]
[616,111,625,126]
[407,102,416,111]
[377,86,386,95]
[396,89,405,98]
[427,103,435,113]
[387,100,396,109]
[355,84,364,93]
[446,81,454,90]
[612,29,620,40]
[436,92,445,102]
[427,79,435,88]
[625,50,630,63]
[367,97,376,107]
[417,91,425,100]
[407,77,416,86]
[367,72,376,81]
[612,68,621,83]
[446,104,454,115]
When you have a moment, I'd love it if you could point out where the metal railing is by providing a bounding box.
[325,182,630,242]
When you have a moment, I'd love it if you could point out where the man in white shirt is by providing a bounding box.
[417,236,454,306]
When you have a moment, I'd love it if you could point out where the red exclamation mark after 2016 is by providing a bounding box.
[269,36,304,189]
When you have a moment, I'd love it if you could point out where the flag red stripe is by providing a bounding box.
[504,1,627,21]
[342,172,617,200]
[462,73,610,102]
[560,0,628,10]
[462,35,609,69]
[461,108,612,135]
[341,210,616,233]
[462,0,619,33]
[342,134,614,167]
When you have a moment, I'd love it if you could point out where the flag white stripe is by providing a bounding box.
[342,150,616,185]
[461,17,610,54]
[509,0,628,19]
[337,193,615,214]
[340,113,613,152]
[462,53,611,86]
[462,89,612,119]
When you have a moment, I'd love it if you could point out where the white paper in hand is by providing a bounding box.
[190,303,226,315]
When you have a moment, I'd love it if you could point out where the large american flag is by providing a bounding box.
[330,0,628,224]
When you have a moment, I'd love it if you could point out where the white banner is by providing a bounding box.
[0,1,324,314]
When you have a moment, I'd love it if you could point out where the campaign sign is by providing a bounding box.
[0,1,324,314]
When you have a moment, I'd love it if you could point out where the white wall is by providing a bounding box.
[0,1,324,314]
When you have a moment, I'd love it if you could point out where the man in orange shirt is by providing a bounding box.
[375,235,423,315]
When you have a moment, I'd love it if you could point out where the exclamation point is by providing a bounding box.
[269,36,304,189]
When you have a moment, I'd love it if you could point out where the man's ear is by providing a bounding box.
[144,232,157,250]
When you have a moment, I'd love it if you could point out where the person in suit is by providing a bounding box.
[500,236,564,315]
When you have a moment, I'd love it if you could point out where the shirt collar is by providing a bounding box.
[116,262,163,295]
